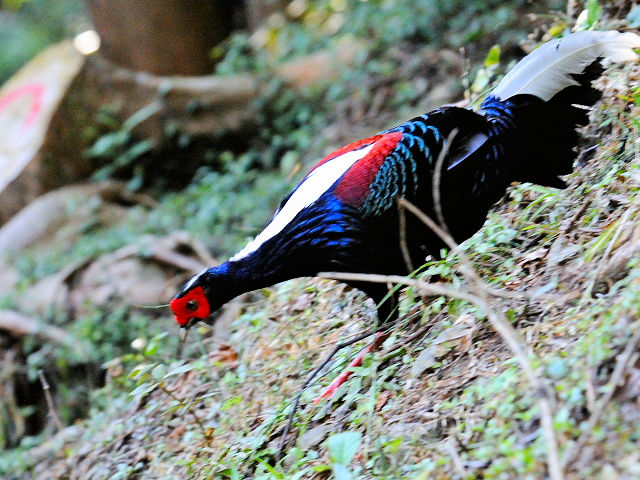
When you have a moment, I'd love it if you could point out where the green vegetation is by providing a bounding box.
[2,0,640,479]
[0,0,86,84]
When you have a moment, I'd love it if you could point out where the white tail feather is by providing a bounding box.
[491,30,640,101]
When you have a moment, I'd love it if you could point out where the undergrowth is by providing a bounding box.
[2,1,640,479]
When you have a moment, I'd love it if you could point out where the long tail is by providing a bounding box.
[481,30,640,187]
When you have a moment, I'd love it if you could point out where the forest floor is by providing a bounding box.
[2,3,640,480]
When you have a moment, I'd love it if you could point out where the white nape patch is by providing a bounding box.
[230,144,375,261]
[183,268,208,291]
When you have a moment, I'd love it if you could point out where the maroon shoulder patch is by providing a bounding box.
[333,131,403,207]
[308,134,386,174]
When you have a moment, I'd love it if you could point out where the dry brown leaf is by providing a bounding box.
[375,391,393,412]
[209,344,239,368]
[410,316,475,378]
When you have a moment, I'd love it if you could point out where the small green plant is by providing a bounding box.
[326,431,362,480]
[86,103,161,190]
[129,357,216,446]
[469,44,502,105]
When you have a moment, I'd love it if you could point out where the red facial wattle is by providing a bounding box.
[169,286,211,327]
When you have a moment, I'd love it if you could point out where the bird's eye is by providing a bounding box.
[186,300,199,312]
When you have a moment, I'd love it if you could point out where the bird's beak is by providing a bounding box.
[182,317,198,329]
[181,316,214,330]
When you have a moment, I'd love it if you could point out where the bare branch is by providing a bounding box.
[397,198,415,272]
[0,310,86,349]
[432,128,457,237]
[398,197,458,251]
[318,268,563,479]
[38,370,64,431]
[561,197,592,235]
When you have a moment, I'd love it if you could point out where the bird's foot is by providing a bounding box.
[312,332,386,404]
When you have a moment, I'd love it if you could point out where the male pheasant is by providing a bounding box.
[171,30,639,398]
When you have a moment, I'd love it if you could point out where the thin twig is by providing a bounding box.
[562,197,592,235]
[397,198,415,272]
[445,437,468,477]
[398,198,458,257]
[395,198,550,392]
[432,129,457,237]
[321,272,473,301]
[38,370,64,431]
[321,272,539,387]
[561,326,640,469]
[319,269,563,479]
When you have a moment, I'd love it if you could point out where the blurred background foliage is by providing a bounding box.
[0,0,87,84]
[214,0,565,73]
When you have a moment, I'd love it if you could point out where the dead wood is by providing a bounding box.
[0,181,138,253]
[0,310,84,348]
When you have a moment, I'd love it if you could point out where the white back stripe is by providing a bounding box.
[230,144,374,261]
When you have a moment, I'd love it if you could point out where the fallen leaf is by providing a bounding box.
[209,344,239,367]
[518,248,548,267]
[410,317,475,378]
[375,391,393,412]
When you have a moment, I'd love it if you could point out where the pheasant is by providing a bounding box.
[170,30,640,399]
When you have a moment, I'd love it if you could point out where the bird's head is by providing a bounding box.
[170,264,251,329]
[170,285,211,329]
[170,268,219,329]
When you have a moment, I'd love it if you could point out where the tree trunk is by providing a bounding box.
[86,0,237,76]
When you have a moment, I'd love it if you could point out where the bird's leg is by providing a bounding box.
[312,331,389,404]
[310,283,399,403]
[277,328,381,461]
[277,286,399,460]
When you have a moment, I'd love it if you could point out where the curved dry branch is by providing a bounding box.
[0,310,84,349]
